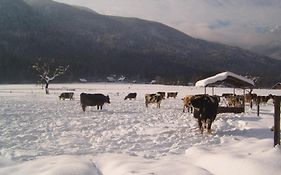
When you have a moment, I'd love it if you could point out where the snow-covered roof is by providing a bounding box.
[195,71,254,88]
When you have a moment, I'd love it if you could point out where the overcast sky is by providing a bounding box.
[54,0,281,47]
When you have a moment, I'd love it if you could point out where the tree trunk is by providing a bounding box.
[45,82,49,94]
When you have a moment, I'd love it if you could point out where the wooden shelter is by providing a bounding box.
[195,71,254,89]
[195,71,255,113]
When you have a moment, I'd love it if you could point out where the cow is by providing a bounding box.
[167,92,178,98]
[157,92,166,99]
[191,95,219,134]
[80,93,110,111]
[245,93,257,103]
[244,91,258,108]
[182,95,194,113]
[124,93,137,100]
[255,94,274,105]
[145,94,163,108]
[225,95,243,107]
[59,92,74,100]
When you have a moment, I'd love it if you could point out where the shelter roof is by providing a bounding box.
[195,71,254,88]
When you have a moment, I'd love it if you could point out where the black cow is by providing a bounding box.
[124,93,137,100]
[80,93,110,111]
[167,92,178,98]
[145,94,163,108]
[59,92,74,100]
[191,95,219,134]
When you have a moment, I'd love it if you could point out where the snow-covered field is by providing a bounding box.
[0,83,281,175]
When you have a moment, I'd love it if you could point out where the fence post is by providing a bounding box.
[274,96,280,147]
[243,89,245,113]
[257,97,260,116]
[250,100,253,109]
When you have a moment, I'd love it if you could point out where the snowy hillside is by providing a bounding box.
[0,83,281,175]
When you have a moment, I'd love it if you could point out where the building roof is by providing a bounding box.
[272,83,281,89]
[195,71,255,88]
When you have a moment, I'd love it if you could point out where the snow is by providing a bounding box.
[195,71,254,87]
[1,83,281,175]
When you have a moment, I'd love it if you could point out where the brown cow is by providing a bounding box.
[225,95,243,107]
[182,95,194,113]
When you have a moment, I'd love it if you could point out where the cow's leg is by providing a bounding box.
[207,119,212,134]
[203,119,207,129]
[97,105,100,110]
[82,105,86,112]
[188,106,192,113]
[100,105,103,110]
[198,119,203,134]
[183,106,186,113]
[188,106,194,113]
[157,102,160,108]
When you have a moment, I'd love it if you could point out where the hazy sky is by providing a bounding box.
[54,0,281,46]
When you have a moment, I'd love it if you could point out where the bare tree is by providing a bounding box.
[32,58,69,94]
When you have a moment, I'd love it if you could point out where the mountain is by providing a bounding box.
[249,28,281,60]
[251,41,281,60]
[53,0,281,60]
[0,0,281,87]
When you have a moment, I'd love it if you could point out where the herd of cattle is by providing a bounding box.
[58,91,273,134]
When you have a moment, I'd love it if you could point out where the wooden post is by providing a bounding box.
[243,89,246,113]
[274,96,281,147]
[257,97,260,116]
[204,87,207,94]
[249,88,253,109]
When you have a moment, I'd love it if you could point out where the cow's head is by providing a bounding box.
[106,95,110,103]
[156,94,163,101]
[190,95,205,110]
